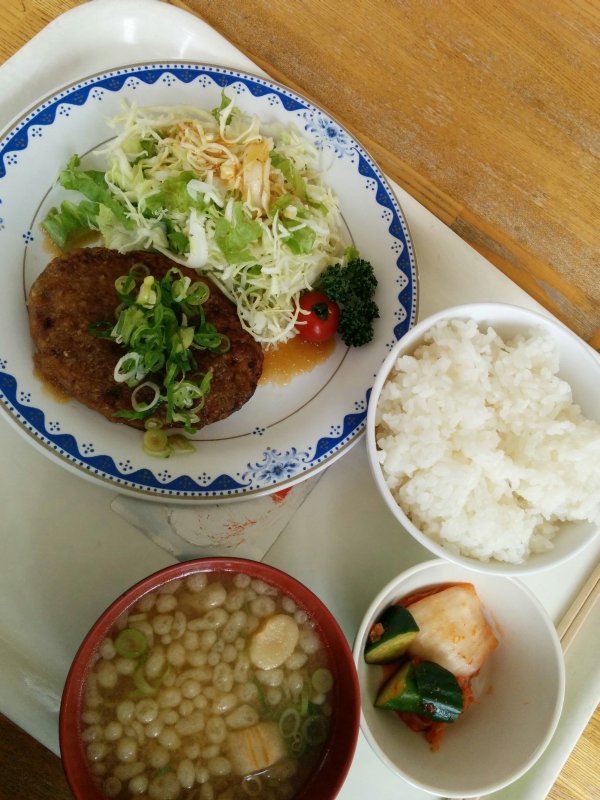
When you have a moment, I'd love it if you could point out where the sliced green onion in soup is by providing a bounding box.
[299,685,310,716]
[132,666,157,697]
[289,732,304,754]
[115,628,148,659]
[278,708,301,738]
[131,663,172,697]
[301,714,329,746]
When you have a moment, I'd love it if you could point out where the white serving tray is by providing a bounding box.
[0,2,598,798]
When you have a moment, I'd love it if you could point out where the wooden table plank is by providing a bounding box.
[171,0,600,349]
[0,3,597,800]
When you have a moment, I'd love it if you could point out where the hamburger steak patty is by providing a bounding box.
[28,248,264,430]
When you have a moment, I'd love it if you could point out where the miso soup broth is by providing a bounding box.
[80,571,335,800]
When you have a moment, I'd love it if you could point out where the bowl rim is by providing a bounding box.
[352,558,566,797]
[59,557,360,800]
[365,302,600,575]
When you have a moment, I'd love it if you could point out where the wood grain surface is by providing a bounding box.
[0,2,598,799]
[172,0,600,350]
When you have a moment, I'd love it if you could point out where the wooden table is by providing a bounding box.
[0,1,598,798]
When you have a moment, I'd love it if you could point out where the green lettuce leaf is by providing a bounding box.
[164,218,190,255]
[57,155,134,230]
[211,90,233,122]
[270,151,307,199]
[95,205,168,252]
[214,202,262,263]
[283,225,316,255]
[268,192,295,216]
[143,171,202,216]
[42,199,99,249]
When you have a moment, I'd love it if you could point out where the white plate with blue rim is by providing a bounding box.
[0,62,418,501]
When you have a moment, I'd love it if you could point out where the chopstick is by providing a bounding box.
[556,560,600,654]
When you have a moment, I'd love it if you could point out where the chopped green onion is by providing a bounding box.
[91,268,225,435]
[171,276,191,302]
[278,708,301,738]
[87,320,113,339]
[301,714,329,746]
[142,349,165,374]
[217,335,231,354]
[129,262,151,278]
[136,275,158,307]
[115,273,136,299]
[145,417,163,431]
[172,326,194,354]
[131,382,160,413]
[115,628,148,659]
[131,661,172,698]
[114,352,144,384]
[299,684,310,717]
[185,281,210,306]
[302,714,329,745]
[132,666,157,696]
[193,327,225,351]
[143,429,170,458]
[168,435,195,454]
[111,306,147,345]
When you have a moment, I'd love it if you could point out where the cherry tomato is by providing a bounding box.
[296,291,340,343]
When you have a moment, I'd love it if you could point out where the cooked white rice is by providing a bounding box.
[375,318,600,563]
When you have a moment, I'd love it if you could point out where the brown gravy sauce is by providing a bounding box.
[259,336,336,386]
[42,228,101,257]
[33,366,70,404]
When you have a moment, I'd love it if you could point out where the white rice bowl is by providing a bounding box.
[366,303,600,573]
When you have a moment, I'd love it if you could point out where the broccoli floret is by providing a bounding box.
[337,296,379,347]
[315,257,379,347]
[316,258,377,303]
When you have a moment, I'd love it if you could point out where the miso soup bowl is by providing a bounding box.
[353,559,565,798]
[60,558,360,800]
[366,302,600,575]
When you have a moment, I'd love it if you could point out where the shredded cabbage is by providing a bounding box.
[87,96,347,345]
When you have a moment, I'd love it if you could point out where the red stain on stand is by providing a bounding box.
[272,487,293,503]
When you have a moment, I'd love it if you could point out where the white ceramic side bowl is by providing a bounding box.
[366,302,600,575]
[353,560,565,798]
